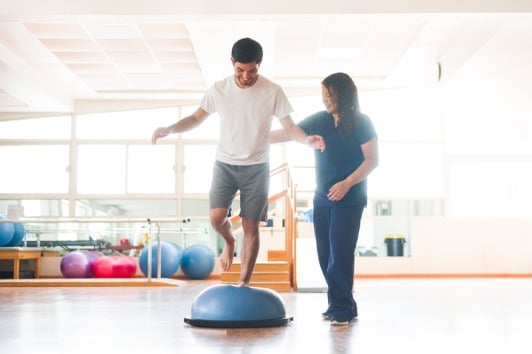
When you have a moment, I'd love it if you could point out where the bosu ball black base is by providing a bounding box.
[184,284,293,328]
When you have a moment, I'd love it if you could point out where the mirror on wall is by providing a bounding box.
[296,198,443,258]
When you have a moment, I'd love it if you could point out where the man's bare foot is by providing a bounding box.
[220,241,235,272]
[236,281,249,287]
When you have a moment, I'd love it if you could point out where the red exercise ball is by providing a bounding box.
[91,256,115,278]
[91,255,137,278]
[112,256,137,278]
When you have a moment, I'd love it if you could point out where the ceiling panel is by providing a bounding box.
[0,11,530,116]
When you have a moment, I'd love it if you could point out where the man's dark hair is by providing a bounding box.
[231,37,263,64]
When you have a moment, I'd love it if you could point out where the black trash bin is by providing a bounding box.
[384,234,406,257]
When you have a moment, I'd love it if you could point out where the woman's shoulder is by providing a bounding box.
[298,111,329,133]
[303,111,330,125]
[359,112,372,121]
[308,110,329,120]
[357,112,378,137]
[358,112,375,127]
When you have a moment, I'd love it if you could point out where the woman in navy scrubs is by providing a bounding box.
[271,72,379,325]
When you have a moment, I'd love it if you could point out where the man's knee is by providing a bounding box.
[210,208,229,228]
[241,217,260,235]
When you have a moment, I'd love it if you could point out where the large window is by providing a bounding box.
[77,145,127,194]
[77,144,177,195]
[0,115,71,139]
[182,144,216,194]
[0,93,529,221]
[76,108,177,139]
[127,145,175,193]
[0,145,70,193]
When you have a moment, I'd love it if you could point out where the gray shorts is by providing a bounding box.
[209,161,269,222]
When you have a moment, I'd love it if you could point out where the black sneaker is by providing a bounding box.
[330,316,350,326]
[321,312,331,320]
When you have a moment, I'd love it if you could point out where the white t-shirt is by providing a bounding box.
[200,75,293,165]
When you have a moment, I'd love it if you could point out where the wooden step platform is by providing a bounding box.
[221,261,292,292]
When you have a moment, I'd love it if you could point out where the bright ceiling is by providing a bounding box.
[1,0,532,117]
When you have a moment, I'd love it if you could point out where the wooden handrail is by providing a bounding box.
[227,163,299,290]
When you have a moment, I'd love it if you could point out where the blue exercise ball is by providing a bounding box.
[0,214,15,247]
[139,241,183,278]
[180,244,215,280]
[5,223,25,247]
[185,284,292,328]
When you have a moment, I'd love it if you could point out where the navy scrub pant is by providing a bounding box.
[313,202,364,319]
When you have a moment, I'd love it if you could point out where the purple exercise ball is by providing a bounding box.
[60,251,91,278]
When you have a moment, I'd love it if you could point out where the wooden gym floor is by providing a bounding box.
[1,277,531,354]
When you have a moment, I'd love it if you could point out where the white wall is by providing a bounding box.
[296,218,532,289]
[357,218,532,275]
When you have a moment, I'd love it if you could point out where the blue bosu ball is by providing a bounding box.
[184,284,293,328]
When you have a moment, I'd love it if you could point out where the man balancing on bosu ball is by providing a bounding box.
[152,37,325,286]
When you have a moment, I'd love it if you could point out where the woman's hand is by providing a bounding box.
[327,180,350,201]
[305,135,326,152]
